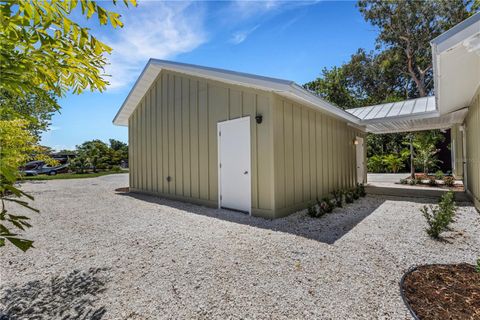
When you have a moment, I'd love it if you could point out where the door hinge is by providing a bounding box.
[220,195,222,200]
[219,163,222,168]
[219,131,221,136]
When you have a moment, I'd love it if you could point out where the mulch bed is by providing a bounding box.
[401,264,480,320]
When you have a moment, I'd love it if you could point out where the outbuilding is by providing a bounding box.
[113,60,367,218]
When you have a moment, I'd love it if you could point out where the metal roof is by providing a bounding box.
[346,96,437,120]
[113,59,361,127]
[113,60,469,135]
[346,97,468,134]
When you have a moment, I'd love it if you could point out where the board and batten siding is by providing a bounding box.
[465,86,480,211]
[128,70,276,218]
[271,95,364,218]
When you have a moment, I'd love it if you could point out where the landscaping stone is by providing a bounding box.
[1,174,479,319]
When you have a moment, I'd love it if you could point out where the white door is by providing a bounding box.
[355,137,365,184]
[218,117,251,214]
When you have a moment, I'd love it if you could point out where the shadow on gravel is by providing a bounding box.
[0,268,108,320]
[118,192,434,244]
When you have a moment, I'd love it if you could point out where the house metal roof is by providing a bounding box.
[113,60,469,134]
[345,96,468,133]
[112,59,362,127]
[346,96,437,120]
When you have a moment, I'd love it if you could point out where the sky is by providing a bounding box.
[41,0,378,151]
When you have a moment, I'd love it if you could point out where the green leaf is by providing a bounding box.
[6,237,34,252]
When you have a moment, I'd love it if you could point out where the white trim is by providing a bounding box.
[430,13,480,53]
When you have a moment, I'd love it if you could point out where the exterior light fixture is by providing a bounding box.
[353,139,359,145]
[255,114,263,124]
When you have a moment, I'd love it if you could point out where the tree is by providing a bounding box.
[0,90,58,139]
[357,0,474,97]
[307,1,476,176]
[109,139,128,165]
[305,49,406,109]
[412,130,445,174]
[0,0,136,252]
[0,120,44,251]
[76,140,112,172]
[0,0,136,106]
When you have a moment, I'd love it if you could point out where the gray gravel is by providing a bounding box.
[1,173,479,319]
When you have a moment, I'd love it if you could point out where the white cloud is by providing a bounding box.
[230,25,259,45]
[102,2,207,89]
[229,0,281,19]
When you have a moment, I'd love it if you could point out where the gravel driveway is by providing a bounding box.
[1,173,479,319]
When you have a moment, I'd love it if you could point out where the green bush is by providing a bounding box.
[367,155,385,173]
[110,165,122,172]
[421,191,457,239]
[356,183,366,197]
[306,202,318,218]
[444,176,455,187]
[400,178,408,184]
[331,190,343,208]
[345,191,354,203]
[428,177,437,186]
[435,170,444,180]
[352,188,360,200]
[409,178,419,185]
[318,197,334,214]
[476,258,480,273]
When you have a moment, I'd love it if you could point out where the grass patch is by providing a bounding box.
[21,171,128,181]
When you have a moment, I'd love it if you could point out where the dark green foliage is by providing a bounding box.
[476,258,480,273]
[352,188,360,200]
[400,178,408,184]
[345,192,354,204]
[331,190,343,208]
[444,176,455,187]
[307,202,318,218]
[421,191,457,239]
[318,197,334,214]
[409,179,419,185]
[356,183,366,197]
[110,165,122,172]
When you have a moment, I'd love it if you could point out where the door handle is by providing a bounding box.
[244,171,248,175]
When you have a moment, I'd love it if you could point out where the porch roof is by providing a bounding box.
[346,97,468,134]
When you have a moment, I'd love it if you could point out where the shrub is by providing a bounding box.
[428,177,437,186]
[367,155,384,173]
[352,188,360,200]
[356,183,366,197]
[409,179,418,185]
[318,197,334,214]
[345,191,354,203]
[444,176,455,187]
[400,178,408,184]
[435,170,444,180]
[331,190,343,208]
[110,165,122,172]
[421,191,457,239]
[476,258,480,273]
[306,202,318,218]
